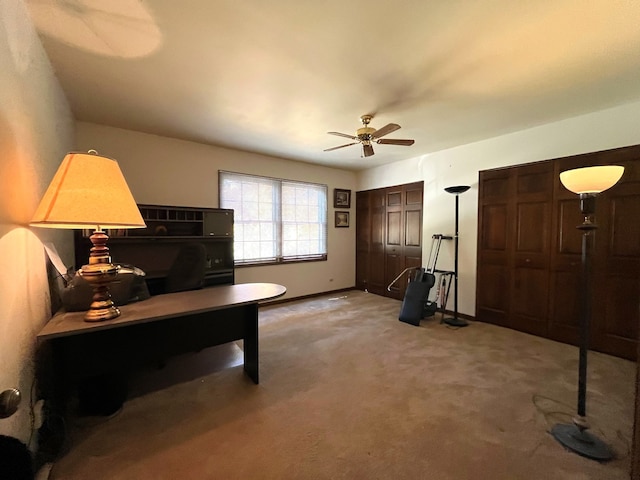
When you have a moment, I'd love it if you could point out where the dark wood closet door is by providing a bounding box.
[368,189,387,296]
[510,162,553,337]
[476,168,512,327]
[403,184,423,281]
[590,153,640,359]
[356,190,370,292]
[548,190,583,345]
[551,148,640,359]
[478,144,640,361]
[356,182,423,301]
[385,187,404,299]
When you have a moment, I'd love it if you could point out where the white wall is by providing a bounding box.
[0,0,74,447]
[358,100,640,316]
[75,122,357,299]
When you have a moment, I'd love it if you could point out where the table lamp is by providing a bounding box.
[31,150,146,322]
[552,164,624,460]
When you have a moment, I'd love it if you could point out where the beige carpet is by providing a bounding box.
[47,290,635,479]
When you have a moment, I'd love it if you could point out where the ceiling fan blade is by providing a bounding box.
[324,142,358,152]
[372,123,400,139]
[328,131,358,140]
[376,138,415,146]
[363,144,375,157]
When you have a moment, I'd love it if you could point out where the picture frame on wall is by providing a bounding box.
[333,188,351,208]
[335,211,350,228]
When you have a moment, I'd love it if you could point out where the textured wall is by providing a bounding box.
[0,0,73,447]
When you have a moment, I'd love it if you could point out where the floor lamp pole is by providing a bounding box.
[551,194,612,460]
[443,185,470,328]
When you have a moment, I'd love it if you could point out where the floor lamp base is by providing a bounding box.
[551,423,613,461]
[442,317,469,327]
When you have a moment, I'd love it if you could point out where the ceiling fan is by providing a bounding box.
[324,114,415,157]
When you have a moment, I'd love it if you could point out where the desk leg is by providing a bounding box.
[243,303,259,384]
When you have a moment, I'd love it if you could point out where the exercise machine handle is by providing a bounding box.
[387,267,421,291]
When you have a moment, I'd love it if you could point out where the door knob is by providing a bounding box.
[0,389,20,418]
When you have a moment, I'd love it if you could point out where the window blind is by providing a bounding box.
[219,171,327,265]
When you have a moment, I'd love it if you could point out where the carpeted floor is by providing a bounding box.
[47,290,635,479]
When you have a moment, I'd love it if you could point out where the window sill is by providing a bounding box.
[235,255,327,268]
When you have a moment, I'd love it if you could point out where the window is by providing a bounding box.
[219,171,327,265]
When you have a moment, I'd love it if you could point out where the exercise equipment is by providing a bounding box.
[389,234,454,326]
[423,234,453,317]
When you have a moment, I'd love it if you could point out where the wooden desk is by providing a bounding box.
[37,283,286,419]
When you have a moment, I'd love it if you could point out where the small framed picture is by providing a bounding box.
[334,188,351,208]
[335,211,350,228]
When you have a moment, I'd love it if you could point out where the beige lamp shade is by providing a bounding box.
[559,165,624,194]
[30,152,146,229]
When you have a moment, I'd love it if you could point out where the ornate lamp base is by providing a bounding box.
[79,262,121,322]
[551,423,613,461]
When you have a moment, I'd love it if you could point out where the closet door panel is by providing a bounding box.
[476,169,512,326]
[511,265,549,336]
[405,210,421,247]
[368,190,387,296]
[481,204,508,250]
[386,210,402,246]
[476,263,510,326]
[355,191,370,291]
[548,191,582,344]
[385,195,404,298]
[592,173,640,359]
[510,163,553,336]
[402,184,424,297]
[557,199,583,254]
[548,269,581,340]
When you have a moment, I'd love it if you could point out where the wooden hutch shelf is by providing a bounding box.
[74,204,235,294]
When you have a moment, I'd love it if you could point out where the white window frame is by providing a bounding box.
[219,171,328,266]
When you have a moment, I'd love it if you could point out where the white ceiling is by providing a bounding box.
[25,0,640,171]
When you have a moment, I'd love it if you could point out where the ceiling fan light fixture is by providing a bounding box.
[357,127,376,138]
[324,114,415,157]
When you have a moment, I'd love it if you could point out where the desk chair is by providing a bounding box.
[165,242,207,293]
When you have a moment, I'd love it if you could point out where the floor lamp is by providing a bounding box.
[552,165,624,461]
[442,185,470,327]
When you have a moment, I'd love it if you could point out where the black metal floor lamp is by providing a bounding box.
[443,185,470,328]
[552,165,624,461]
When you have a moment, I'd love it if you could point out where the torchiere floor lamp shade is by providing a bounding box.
[552,165,624,460]
[31,151,146,321]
